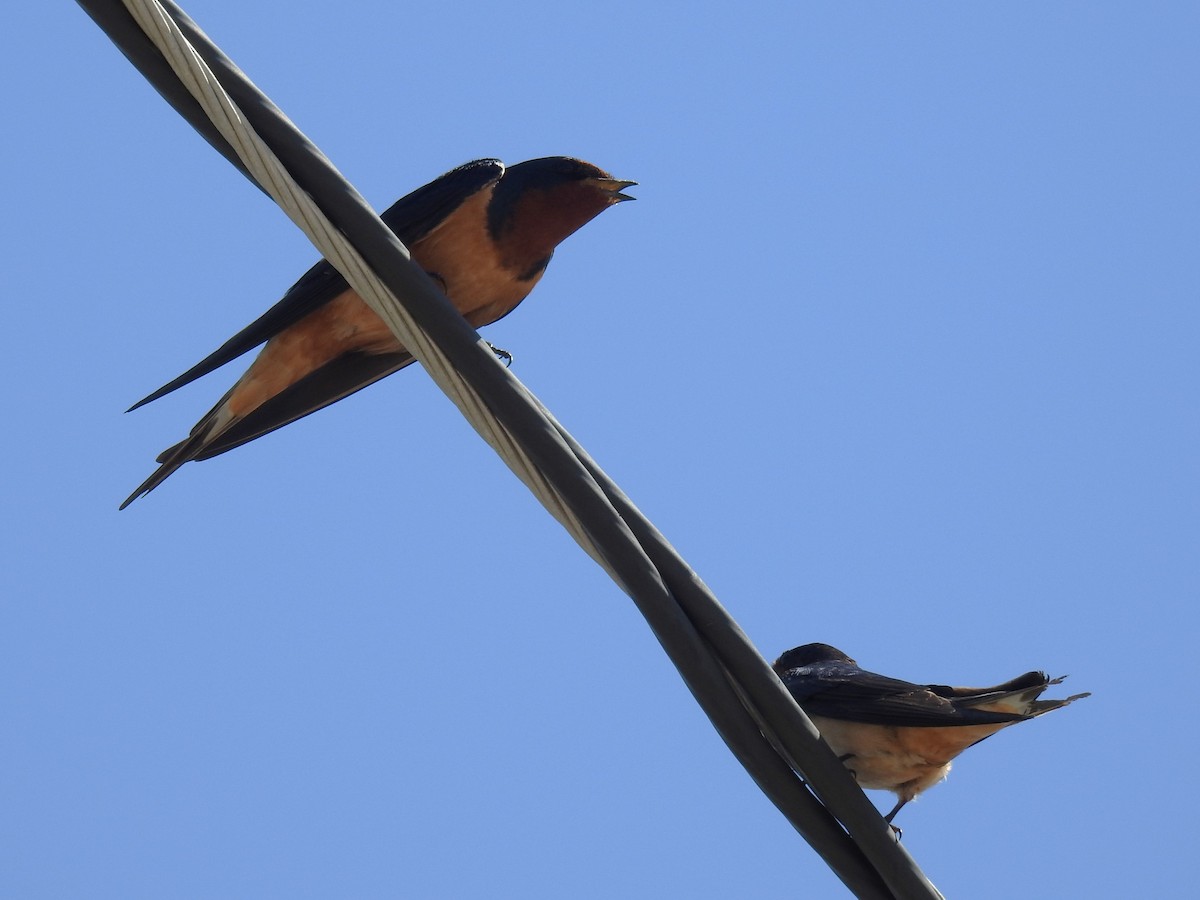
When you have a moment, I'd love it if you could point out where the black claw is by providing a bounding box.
[486,342,513,367]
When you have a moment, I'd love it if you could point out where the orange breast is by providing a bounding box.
[412,187,537,326]
[226,188,532,420]
[812,715,1016,801]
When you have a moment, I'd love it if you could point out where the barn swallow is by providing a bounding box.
[120,156,634,508]
[773,643,1089,822]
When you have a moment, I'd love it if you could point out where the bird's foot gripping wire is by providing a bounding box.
[486,342,513,367]
[884,799,906,839]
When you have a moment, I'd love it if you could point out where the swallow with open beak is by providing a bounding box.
[773,643,1089,822]
[120,156,635,508]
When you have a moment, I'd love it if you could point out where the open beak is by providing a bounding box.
[592,177,637,202]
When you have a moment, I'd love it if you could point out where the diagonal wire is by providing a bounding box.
[77,2,945,896]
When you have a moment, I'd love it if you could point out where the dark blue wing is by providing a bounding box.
[779,661,1028,728]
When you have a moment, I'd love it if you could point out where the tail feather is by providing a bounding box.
[155,439,187,464]
[1028,676,1091,715]
[120,428,213,509]
[931,670,1048,699]
[120,392,236,509]
[963,674,1090,718]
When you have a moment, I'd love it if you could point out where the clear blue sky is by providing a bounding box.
[5,2,1196,897]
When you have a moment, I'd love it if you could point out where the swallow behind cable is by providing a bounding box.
[120,156,635,508]
[773,643,1089,822]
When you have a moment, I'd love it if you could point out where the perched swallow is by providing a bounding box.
[120,156,635,508]
[773,643,1089,822]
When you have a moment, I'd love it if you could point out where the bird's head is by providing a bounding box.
[772,643,857,675]
[488,156,635,278]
